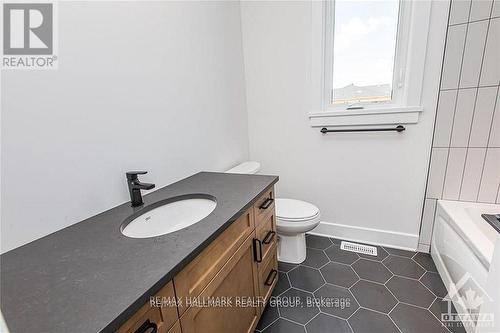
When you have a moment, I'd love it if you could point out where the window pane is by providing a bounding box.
[331,0,400,106]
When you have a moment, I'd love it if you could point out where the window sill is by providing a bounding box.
[308,106,423,127]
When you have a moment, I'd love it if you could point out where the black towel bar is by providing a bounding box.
[320,125,405,133]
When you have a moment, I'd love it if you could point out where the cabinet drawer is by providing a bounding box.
[258,243,278,305]
[174,208,254,315]
[117,281,178,333]
[253,187,275,228]
[255,212,276,262]
[179,234,260,333]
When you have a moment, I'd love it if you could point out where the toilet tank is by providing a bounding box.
[225,161,261,174]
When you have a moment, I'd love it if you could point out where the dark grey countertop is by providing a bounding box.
[0,172,278,333]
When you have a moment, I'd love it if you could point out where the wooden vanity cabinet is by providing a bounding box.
[119,185,278,333]
[177,185,278,333]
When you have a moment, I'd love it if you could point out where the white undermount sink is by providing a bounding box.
[121,195,217,238]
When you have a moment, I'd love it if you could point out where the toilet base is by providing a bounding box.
[277,233,307,264]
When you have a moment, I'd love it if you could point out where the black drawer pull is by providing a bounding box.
[259,198,274,210]
[262,231,276,244]
[265,269,278,286]
[253,238,262,263]
[134,319,158,333]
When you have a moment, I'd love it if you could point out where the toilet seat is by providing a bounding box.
[275,198,320,221]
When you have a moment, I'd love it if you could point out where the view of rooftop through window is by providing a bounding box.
[332,0,400,106]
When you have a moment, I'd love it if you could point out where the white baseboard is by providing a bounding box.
[417,243,431,253]
[309,221,419,251]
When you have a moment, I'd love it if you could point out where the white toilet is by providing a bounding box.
[226,161,321,264]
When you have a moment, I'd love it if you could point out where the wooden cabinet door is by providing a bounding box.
[174,208,254,316]
[180,234,260,333]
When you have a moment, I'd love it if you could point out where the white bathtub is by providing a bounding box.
[431,200,499,332]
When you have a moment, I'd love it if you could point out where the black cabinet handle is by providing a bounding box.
[253,238,262,263]
[262,231,276,244]
[265,269,278,286]
[259,198,274,210]
[134,319,157,333]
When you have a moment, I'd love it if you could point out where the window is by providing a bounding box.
[310,0,432,125]
[331,0,400,106]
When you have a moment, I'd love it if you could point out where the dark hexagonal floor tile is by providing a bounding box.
[306,313,352,333]
[313,284,359,319]
[320,262,359,288]
[383,247,416,258]
[288,266,325,292]
[278,261,298,273]
[272,272,290,296]
[302,248,329,268]
[386,276,435,308]
[261,318,305,333]
[325,245,359,265]
[256,303,280,331]
[390,303,449,333]
[383,255,425,279]
[413,252,438,272]
[420,271,448,298]
[352,259,392,284]
[348,308,399,333]
[357,245,389,261]
[277,288,319,324]
[429,298,467,333]
[350,280,397,313]
[306,234,333,250]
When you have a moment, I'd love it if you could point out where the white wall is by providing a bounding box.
[240,1,449,250]
[0,1,249,253]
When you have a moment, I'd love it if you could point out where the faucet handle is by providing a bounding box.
[126,171,148,180]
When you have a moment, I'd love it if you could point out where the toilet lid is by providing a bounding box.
[275,198,320,221]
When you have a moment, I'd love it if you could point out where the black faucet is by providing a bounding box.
[126,171,155,207]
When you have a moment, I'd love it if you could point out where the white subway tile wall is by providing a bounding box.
[419,0,500,248]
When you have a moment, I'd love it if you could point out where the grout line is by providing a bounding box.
[432,145,500,148]
[318,311,349,322]
[397,300,435,311]
[440,83,500,91]
[441,5,472,199]
[303,311,320,327]
[448,17,491,27]
[357,306,393,317]
[258,315,279,332]
[345,318,355,333]
[278,316,306,329]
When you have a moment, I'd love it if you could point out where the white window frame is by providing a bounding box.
[310,0,432,127]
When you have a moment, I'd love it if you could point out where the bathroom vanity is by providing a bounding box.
[0,172,278,333]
